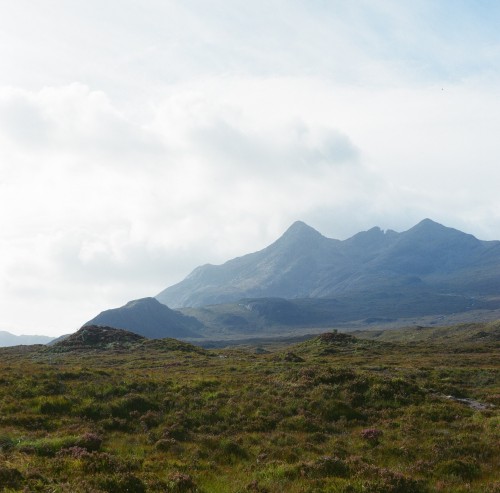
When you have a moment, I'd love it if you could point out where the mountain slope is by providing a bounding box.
[83,297,203,339]
[181,292,500,339]
[157,219,500,308]
[158,221,343,307]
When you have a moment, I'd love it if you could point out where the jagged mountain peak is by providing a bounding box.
[401,219,480,248]
[407,218,447,234]
[270,221,327,249]
[282,220,323,237]
[123,297,164,309]
[344,226,390,248]
[155,218,500,309]
[407,218,469,237]
[416,217,442,227]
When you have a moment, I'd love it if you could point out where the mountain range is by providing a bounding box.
[157,218,500,305]
[78,219,500,340]
[0,331,54,347]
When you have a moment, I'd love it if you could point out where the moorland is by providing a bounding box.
[0,321,498,492]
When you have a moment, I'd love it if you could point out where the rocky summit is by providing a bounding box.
[156,219,500,308]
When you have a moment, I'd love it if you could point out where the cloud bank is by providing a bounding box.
[1,1,500,334]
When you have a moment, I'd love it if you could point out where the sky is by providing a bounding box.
[1,1,500,336]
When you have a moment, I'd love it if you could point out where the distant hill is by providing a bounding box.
[0,330,54,347]
[47,325,207,355]
[156,219,500,308]
[83,297,203,339]
[352,320,500,345]
[292,330,385,357]
[48,325,145,352]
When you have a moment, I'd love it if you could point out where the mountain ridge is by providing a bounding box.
[0,330,54,347]
[79,219,500,340]
[156,218,500,308]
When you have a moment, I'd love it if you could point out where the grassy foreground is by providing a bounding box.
[0,322,498,492]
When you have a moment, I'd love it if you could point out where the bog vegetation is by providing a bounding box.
[0,322,498,492]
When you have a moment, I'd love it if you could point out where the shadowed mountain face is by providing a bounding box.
[83,297,203,339]
[156,219,500,308]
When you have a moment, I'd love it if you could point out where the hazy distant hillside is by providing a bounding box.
[157,219,500,308]
[84,297,203,339]
[159,220,338,307]
[181,292,500,339]
[353,320,500,345]
[0,331,54,347]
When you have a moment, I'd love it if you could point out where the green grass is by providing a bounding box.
[0,323,498,492]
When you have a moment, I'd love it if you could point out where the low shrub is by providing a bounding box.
[155,438,177,451]
[436,458,481,480]
[316,368,357,385]
[278,414,318,432]
[303,455,350,478]
[256,462,302,481]
[2,413,51,431]
[37,395,74,415]
[362,468,426,493]
[162,423,191,441]
[0,434,16,451]
[24,470,50,491]
[111,394,158,418]
[94,473,146,493]
[0,466,24,489]
[140,410,162,429]
[19,435,80,457]
[77,401,108,420]
[76,432,103,452]
[80,451,139,474]
[360,428,383,445]
[57,446,91,459]
[102,416,130,431]
[167,472,198,492]
[319,400,364,421]
[246,479,270,492]
[220,438,247,458]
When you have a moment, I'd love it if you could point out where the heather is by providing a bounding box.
[0,323,498,492]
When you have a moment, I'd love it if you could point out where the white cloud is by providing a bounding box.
[1,2,500,335]
[2,75,500,336]
[0,81,366,334]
